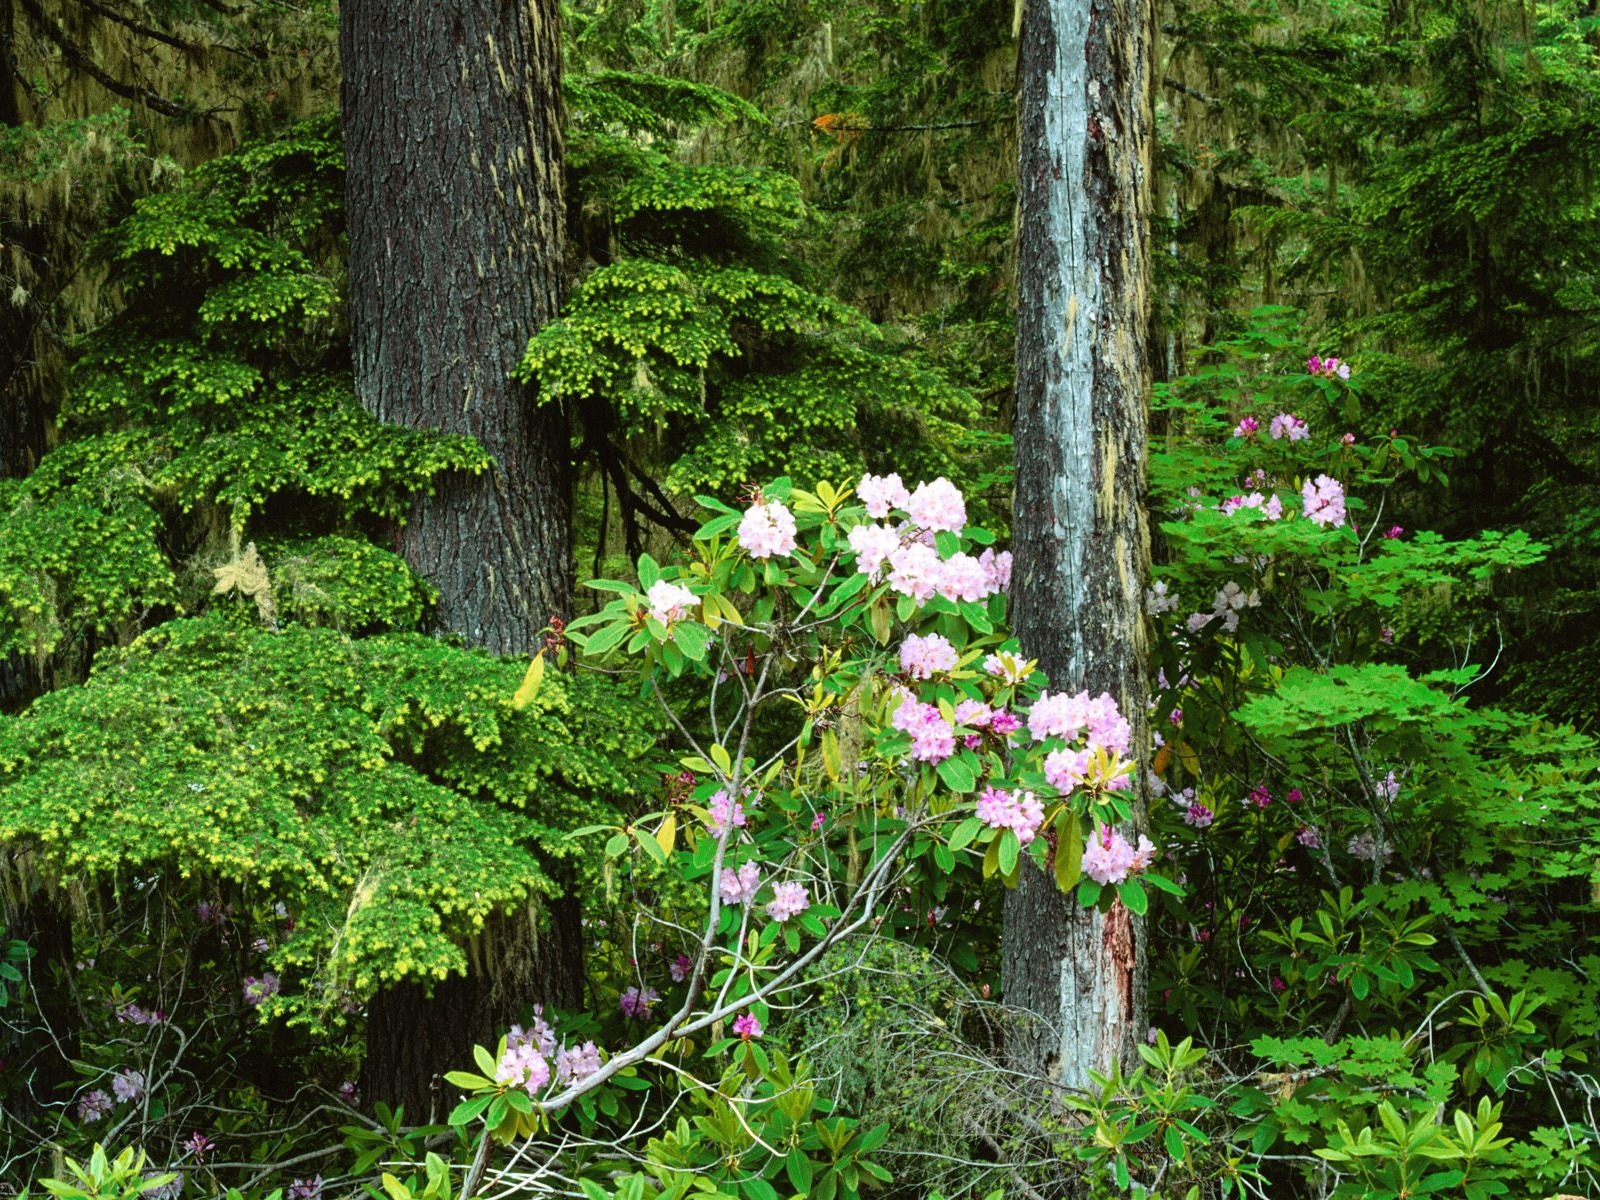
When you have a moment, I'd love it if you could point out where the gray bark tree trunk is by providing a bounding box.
[341,0,578,1120]
[342,0,572,655]
[1001,0,1156,1091]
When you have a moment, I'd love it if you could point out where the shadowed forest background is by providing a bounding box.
[2,0,1600,1197]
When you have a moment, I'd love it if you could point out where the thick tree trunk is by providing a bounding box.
[341,0,577,1118]
[360,897,584,1123]
[342,0,572,655]
[1002,0,1155,1091]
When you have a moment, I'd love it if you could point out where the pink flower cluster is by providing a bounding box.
[982,650,1032,683]
[705,789,747,836]
[645,579,697,625]
[975,786,1046,846]
[859,473,970,533]
[858,539,1007,605]
[78,1089,113,1121]
[1220,492,1283,520]
[242,973,279,1006]
[891,693,957,763]
[1027,690,1132,755]
[847,475,1008,606]
[619,986,659,1019]
[719,861,761,905]
[1307,354,1351,379]
[733,1012,763,1040]
[900,632,958,679]
[1270,413,1309,441]
[1301,475,1347,527]
[497,1038,552,1095]
[112,1068,145,1103]
[556,1040,602,1084]
[766,881,810,922]
[1186,580,1260,634]
[738,500,798,558]
[1081,825,1156,886]
[1233,416,1260,438]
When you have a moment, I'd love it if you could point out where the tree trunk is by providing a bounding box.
[1002,0,1155,1091]
[342,0,572,655]
[359,897,584,1123]
[341,0,577,1118]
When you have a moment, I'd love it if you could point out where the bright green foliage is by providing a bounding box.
[0,613,660,1018]
[0,116,487,660]
[520,73,983,508]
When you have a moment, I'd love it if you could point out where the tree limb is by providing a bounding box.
[20,0,201,118]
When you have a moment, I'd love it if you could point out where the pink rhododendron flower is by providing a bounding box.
[78,1089,113,1121]
[905,477,967,532]
[1301,475,1347,527]
[182,1131,214,1158]
[989,709,1022,735]
[719,861,761,905]
[810,811,826,832]
[1027,689,1092,742]
[1233,416,1260,438]
[1373,771,1400,802]
[645,579,697,625]
[1296,825,1321,848]
[1249,784,1271,810]
[737,500,797,558]
[1270,413,1309,441]
[242,974,279,1006]
[496,1040,552,1095]
[978,547,1012,594]
[1383,525,1404,539]
[900,632,958,679]
[886,542,942,603]
[1184,801,1214,828]
[953,699,994,728]
[556,1041,602,1084]
[112,1069,145,1103]
[892,695,957,763]
[1146,580,1180,614]
[857,472,911,518]
[1043,747,1092,793]
[934,552,991,603]
[733,1012,763,1040]
[974,786,1046,846]
[766,881,810,922]
[848,522,900,576]
[982,650,1031,683]
[513,1008,558,1056]
[1082,826,1140,885]
[1220,492,1284,520]
[670,953,693,983]
[619,986,660,1019]
[1308,354,1351,379]
[705,789,747,836]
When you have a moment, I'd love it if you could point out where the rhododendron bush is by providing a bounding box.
[434,472,1172,1189]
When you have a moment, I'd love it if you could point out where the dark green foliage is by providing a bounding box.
[524,71,985,525]
[0,116,488,660]
[0,614,660,1020]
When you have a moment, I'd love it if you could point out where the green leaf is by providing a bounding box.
[936,755,976,793]
[948,816,983,852]
[673,620,709,662]
[1120,878,1148,916]
[998,829,1019,876]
